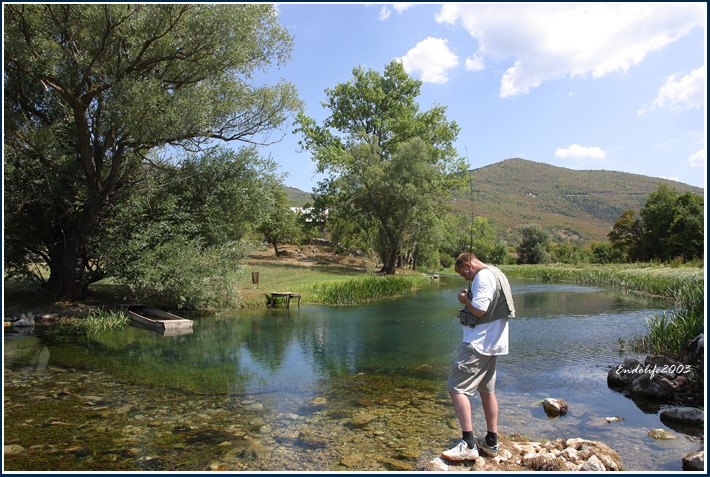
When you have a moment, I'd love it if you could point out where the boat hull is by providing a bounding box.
[123,305,193,335]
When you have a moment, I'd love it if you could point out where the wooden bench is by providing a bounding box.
[268,292,301,308]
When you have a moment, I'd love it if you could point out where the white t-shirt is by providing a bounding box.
[461,268,509,356]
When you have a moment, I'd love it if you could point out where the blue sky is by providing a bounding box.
[254,2,706,191]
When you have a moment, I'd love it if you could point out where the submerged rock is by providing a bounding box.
[4,445,25,456]
[542,398,568,417]
[647,429,678,441]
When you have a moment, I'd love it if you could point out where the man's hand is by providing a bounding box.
[457,290,469,304]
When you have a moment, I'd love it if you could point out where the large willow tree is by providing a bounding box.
[296,60,465,274]
[4,4,301,299]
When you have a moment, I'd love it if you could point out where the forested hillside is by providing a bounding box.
[286,157,704,245]
[455,158,703,244]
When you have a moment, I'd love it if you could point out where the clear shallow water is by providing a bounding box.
[4,276,701,471]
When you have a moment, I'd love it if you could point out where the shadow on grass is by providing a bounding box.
[4,278,138,316]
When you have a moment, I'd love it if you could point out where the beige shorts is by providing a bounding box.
[446,342,497,396]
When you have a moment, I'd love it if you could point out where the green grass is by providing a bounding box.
[235,259,374,306]
[42,308,130,336]
[310,275,431,305]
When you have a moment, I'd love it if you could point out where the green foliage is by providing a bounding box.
[516,224,551,264]
[551,241,587,264]
[609,184,704,262]
[310,275,430,305]
[4,3,301,300]
[608,209,645,261]
[295,60,465,274]
[99,147,279,310]
[256,189,303,255]
[438,214,512,265]
[590,241,625,264]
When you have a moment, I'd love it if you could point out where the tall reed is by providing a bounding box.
[310,275,430,305]
[637,279,704,356]
[500,263,702,300]
[43,308,129,337]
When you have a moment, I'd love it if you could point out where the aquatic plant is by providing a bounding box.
[636,279,704,357]
[310,275,431,305]
[43,308,129,336]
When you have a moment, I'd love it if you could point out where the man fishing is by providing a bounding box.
[441,252,515,461]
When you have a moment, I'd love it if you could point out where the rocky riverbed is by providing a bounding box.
[2,357,629,472]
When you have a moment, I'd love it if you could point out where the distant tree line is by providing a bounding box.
[512,184,704,265]
[608,184,704,263]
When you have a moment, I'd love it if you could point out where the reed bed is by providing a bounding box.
[499,263,703,301]
[310,275,431,305]
[500,263,705,357]
[636,278,704,356]
[43,308,129,336]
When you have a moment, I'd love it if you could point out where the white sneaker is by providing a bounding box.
[441,440,479,461]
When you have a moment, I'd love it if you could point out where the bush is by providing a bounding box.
[108,237,249,311]
[439,252,455,269]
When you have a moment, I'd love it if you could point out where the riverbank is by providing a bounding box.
[4,242,416,320]
[5,259,704,471]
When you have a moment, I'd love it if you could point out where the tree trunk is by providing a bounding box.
[43,238,90,301]
[272,241,280,257]
[381,248,398,274]
[411,242,418,271]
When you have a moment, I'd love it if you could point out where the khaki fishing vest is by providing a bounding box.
[458,266,516,328]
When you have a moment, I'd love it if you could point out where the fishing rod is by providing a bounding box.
[465,147,474,293]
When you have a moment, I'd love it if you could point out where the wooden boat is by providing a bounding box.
[123,305,193,335]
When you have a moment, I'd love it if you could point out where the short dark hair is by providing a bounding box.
[455,252,478,270]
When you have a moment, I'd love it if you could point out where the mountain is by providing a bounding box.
[455,158,703,244]
[284,186,313,207]
[284,158,704,244]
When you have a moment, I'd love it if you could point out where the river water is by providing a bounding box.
[3,276,702,471]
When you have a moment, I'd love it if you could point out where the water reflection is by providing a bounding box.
[5,276,698,471]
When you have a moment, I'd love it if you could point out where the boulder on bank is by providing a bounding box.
[678,334,704,367]
[682,450,705,471]
[607,338,704,408]
[659,407,704,427]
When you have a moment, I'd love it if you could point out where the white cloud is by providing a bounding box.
[661,175,680,182]
[465,53,484,71]
[436,3,705,98]
[653,66,705,110]
[555,144,606,160]
[688,149,705,167]
[397,37,459,83]
[379,3,414,21]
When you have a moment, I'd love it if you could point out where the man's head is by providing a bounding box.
[455,252,478,280]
